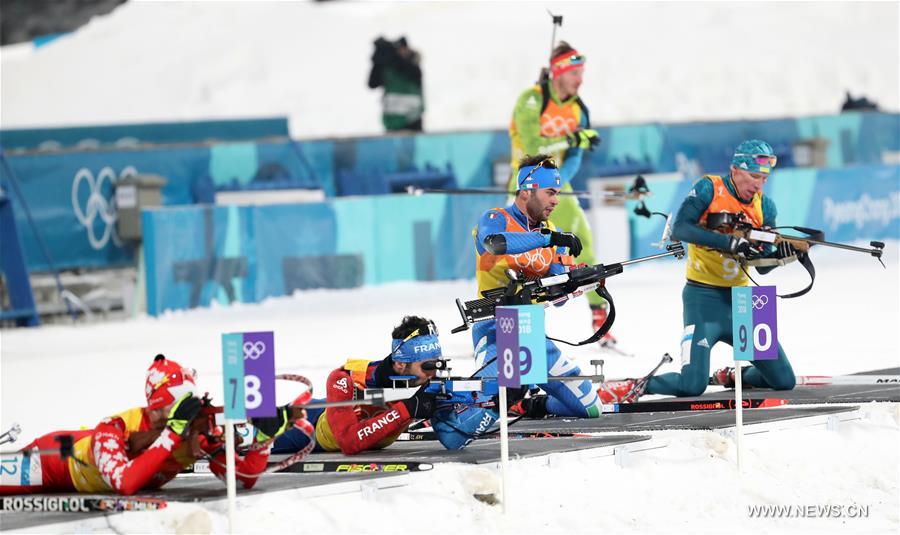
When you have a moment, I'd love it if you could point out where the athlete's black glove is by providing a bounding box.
[766,241,799,264]
[516,395,549,419]
[728,236,754,256]
[402,387,438,419]
[251,405,292,442]
[543,229,583,257]
[166,394,203,436]
[567,129,601,150]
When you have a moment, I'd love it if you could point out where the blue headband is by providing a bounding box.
[516,164,561,191]
[391,333,442,363]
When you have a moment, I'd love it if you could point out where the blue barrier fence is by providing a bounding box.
[0,117,289,152]
[3,112,897,273]
[1,140,319,271]
[143,163,898,315]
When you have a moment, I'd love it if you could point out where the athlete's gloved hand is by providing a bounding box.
[567,129,601,150]
[251,405,292,442]
[402,387,439,419]
[166,393,203,436]
[516,395,549,419]
[543,229,583,257]
[774,241,797,259]
[728,236,754,256]
[767,240,798,264]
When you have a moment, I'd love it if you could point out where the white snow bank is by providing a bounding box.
[1,2,897,138]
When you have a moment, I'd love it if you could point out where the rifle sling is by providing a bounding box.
[547,284,616,346]
[742,251,816,299]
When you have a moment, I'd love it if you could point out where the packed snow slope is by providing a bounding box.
[1,244,898,535]
[2,1,898,138]
[2,242,897,442]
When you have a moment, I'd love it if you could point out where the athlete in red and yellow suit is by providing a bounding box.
[1,407,269,496]
[313,358,415,455]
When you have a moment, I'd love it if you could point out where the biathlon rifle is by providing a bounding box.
[706,211,885,298]
[389,358,609,411]
[406,175,651,201]
[450,243,685,346]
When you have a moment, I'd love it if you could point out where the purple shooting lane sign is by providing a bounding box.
[241,331,276,417]
[496,307,521,388]
[732,286,778,361]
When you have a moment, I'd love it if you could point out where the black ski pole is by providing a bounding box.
[547,10,564,60]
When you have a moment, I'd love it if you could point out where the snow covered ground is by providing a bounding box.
[2,1,898,138]
[1,1,898,532]
[2,241,898,534]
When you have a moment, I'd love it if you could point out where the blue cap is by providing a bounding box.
[516,164,561,191]
[391,333,442,363]
[732,139,777,174]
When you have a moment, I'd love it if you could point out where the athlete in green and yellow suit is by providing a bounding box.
[508,43,609,340]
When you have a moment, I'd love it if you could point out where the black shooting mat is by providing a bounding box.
[506,405,859,433]
[286,434,651,466]
[853,367,899,375]
[684,384,899,404]
[692,367,900,404]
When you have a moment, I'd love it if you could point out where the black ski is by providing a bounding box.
[0,495,167,512]
[400,430,592,441]
[605,397,788,413]
[272,460,433,473]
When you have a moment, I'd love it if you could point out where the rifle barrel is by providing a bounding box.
[619,246,685,267]
[793,237,883,255]
[409,186,645,200]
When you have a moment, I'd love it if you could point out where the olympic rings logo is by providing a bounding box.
[497,317,515,334]
[71,166,137,250]
[540,115,577,137]
[512,249,551,271]
[243,341,267,360]
[752,295,769,310]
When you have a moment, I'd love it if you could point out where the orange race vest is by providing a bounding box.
[509,84,584,169]
[685,175,764,287]
[474,208,574,296]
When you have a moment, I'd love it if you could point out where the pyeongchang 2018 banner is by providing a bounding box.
[809,164,899,243]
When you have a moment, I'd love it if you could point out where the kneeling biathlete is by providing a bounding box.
[469,155,604,420]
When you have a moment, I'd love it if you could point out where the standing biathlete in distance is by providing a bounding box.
[472,155,604,419]
[618,140,798,400]
[508,41,616,347]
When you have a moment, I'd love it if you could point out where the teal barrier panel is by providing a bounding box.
[143,193,506,316]
[0,117,289,152]
[629,163,900,258]
[318,112,899,198]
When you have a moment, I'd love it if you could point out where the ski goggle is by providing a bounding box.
[550,52,586,77]
[735,154,778,168]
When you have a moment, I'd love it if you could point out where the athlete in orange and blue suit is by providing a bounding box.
[469,155,604,419]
